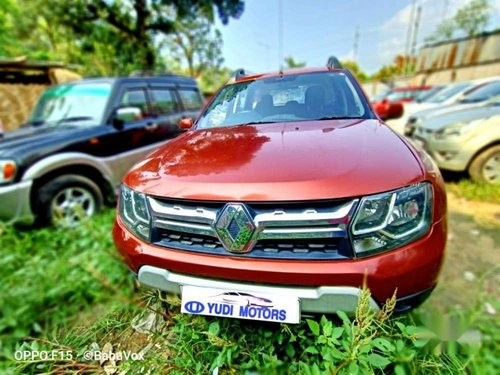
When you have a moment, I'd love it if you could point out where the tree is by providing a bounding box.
[51,0,244,70]
[454,0,491,36]
[340,60,368,82]
[166,16,224,79]
[426,0,492,42]
[284,56,306,69]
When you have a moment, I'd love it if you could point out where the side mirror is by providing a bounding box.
[385,102,404,120]
[178,117,194,130]
[112,107,142,129]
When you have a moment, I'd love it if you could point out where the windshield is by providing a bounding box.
[196,72,370,129]
[459,81,500,103]
[426,82,471,103]
[29,83,112,126]
[416,86,444,102]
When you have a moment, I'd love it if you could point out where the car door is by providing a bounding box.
[148,86,184,141]
[104,85,159,180]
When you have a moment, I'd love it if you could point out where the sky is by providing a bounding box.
[215,0,500,74]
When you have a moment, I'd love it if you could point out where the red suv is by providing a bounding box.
[114,59,447,324]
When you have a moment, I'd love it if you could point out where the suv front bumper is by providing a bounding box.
[114,215,447,311]
[0,180,35,225]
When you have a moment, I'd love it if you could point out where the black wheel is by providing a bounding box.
[35,174,103,227]
[468,145,500,184]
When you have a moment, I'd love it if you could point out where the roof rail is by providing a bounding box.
[233,68,247,80]
[326,56,343,70]
[129,70,176,77]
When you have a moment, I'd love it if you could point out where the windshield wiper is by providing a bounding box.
[318,116,362,120]
[57,116,94,124]
[240,121,277,126]
[24,120,46,127]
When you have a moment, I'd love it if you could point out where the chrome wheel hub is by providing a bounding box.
[51,187,96,226]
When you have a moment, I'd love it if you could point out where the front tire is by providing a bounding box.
[468,145,500,184]
[35,174,103,227]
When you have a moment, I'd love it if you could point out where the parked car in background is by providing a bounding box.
[410,97,500,184]
[386,81,471,134]
[0,74,203,226]
[388,77,500,134]
[114,60,447,322]
[405,80,500,137]
[371,86,434,119]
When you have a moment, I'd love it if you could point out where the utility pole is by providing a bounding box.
[404,0,416,76]
[409,5,422,77]
[278,0,284,70]
[353,26,360,62]
[411,5,422,57]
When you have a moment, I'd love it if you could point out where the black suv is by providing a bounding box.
[0,74,203,226]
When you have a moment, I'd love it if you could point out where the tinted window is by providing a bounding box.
[120,89,149,116]
[179,89,203,110]
[426,82,471,103]
[151,88,177,115]
[196,71,370,129]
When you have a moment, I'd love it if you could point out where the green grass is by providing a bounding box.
[0,209,498,374]
[446,180,500,204]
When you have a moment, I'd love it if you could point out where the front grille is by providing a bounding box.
[148,197,358,260]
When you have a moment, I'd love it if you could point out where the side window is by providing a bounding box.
[150,88,177,115]
[179,89,203,110]
[120,89,150,117]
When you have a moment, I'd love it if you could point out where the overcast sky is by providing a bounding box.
[215,0,500,74]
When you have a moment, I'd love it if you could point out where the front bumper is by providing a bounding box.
[412,134,473,172]
[138,265,380,313]
[114,215,447,310]
[0,180,35,225]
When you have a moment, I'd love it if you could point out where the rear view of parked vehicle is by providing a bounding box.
[0,74,203,226]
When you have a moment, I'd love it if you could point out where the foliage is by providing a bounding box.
[166,16,224,78]
[426,0,492,43]
[341,60,369,82]
[51,0,244,70]
[0,0,245,77]
[446,179,500,204]
[284,56,306,69]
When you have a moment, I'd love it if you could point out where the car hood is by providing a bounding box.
[125,119,424,201]
[0,125,89,158]
[421,104,500,131]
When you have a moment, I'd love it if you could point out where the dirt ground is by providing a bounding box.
[423,191,500,313]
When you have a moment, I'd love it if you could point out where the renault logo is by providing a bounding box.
[215,203,256,253]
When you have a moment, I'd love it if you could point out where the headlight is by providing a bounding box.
[0,160,17,183]
[350,183,433,257]
[434,119,486,139]
[119,184,151,240]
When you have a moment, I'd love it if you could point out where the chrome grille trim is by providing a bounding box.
[148,197,358,259]
[148,198,217,224]
[153,218,216,237]
[253,201,355,227]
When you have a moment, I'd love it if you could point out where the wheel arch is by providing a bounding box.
[466,140,500,170]
[24,154,117,216]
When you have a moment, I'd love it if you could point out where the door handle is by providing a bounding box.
[145,122,158,131]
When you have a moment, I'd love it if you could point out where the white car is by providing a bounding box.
[387,77,500,134]
[211,292,274,307]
